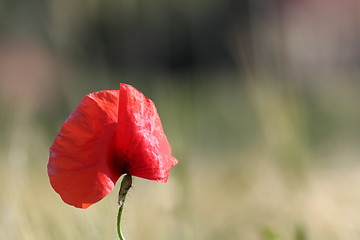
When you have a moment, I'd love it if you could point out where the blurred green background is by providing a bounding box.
[1,0,360,239]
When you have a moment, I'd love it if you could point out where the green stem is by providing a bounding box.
[117,202,125,240]
[117,174,132,240]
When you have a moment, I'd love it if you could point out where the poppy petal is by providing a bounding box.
[48,90,121,208]
[116,84,178,182]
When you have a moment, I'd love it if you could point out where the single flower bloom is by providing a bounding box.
[48,83,178,208]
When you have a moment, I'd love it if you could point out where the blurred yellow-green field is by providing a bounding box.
[1,1,360,240]
[1,77,360,240]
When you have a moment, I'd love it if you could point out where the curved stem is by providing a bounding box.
[117,174,132,240]
[117,203,125,240]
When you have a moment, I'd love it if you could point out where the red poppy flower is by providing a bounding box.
[48,83,178,209]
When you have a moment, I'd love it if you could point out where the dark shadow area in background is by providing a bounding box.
[79,0,251,73]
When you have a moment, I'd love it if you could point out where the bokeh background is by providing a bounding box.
[1,0,360,239]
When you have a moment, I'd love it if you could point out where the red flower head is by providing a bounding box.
[48,83,178,208]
